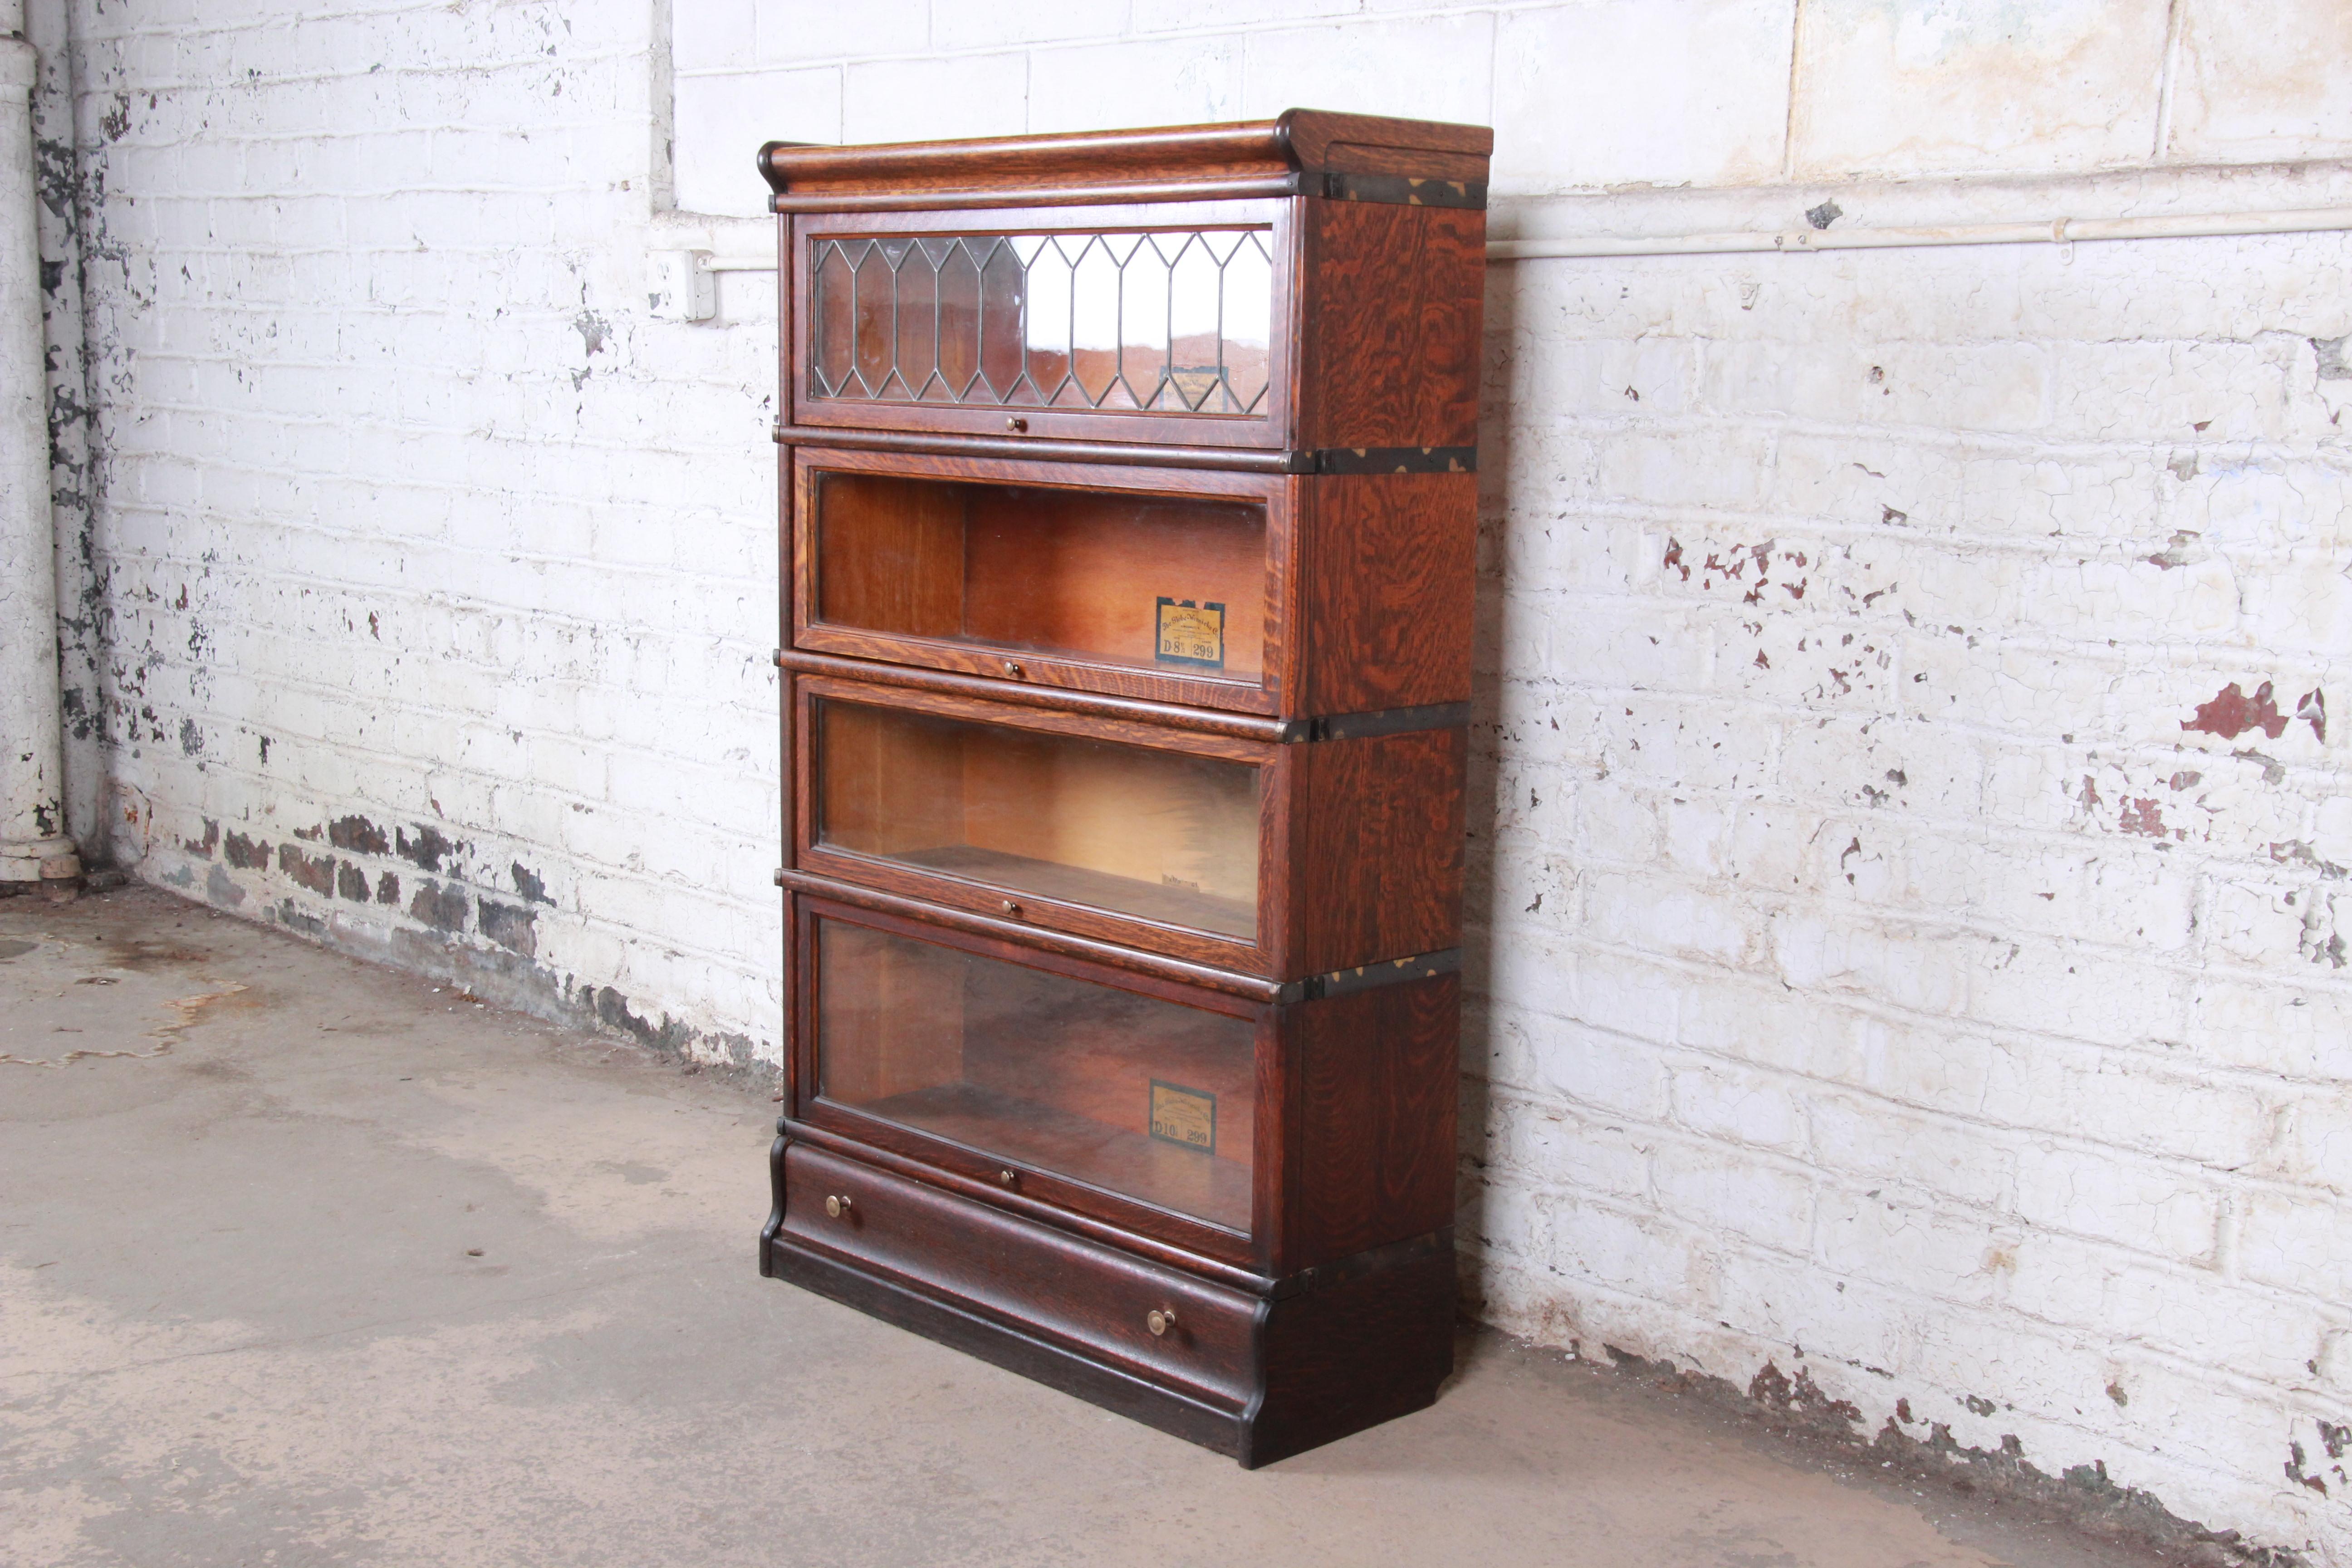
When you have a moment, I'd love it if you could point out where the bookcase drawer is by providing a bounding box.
[777,1140,1260,1412]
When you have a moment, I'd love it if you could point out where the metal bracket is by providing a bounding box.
[1274,948,1461,1004]
[1314,446,1477,475]
[1276,702,1470,744]
[1319,172,1487,211]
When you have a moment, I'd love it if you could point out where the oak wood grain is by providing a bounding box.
[1290,726,1466,975]
[1297,199,1486,450]
[1283,975,1462,1271]
[1299,472,1476,714]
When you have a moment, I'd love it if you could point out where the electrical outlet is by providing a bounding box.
[647,250,716,323]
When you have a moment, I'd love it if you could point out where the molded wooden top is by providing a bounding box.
[759,109,1493,208]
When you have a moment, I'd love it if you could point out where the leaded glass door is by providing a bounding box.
[788,199,1295,450]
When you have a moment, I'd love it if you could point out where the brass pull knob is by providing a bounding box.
[823,1194,852,1219]
[1002,660,1022,678]
[998,1169,1018,1187]
[1005,416,1028,432]
[1147,1308,1177,1338]
[1000,899,1022,917]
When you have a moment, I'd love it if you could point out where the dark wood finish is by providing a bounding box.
[761,110,1492,206]
[767,176,1301,214]
[792,674,1291,976]
[769,113,1485,1465]
[764,1136,1457,1466]
[1289,726,1466,975]
[1297,201,1487,451]
[1284,975,1461,1269]
[778,646,1301,740]
[771,424,1309,474]
[784,891,1464,1275]
[790,892,1270,1268]
[784,1117,1265,1290]
[777,1140,1259,1402]
[813,473,966,637]
[791,674,1461,980]
[781,873,1288,1002]
[1245,1246,1456,1467]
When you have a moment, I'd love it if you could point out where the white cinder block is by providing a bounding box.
[1025,35,1240,137]
[754,0,928,67]
[673,66,843,216]
[842,51,1029,144]
[934,0,1130,54]
[2167,0,2352,163]
[1491,1,1795,195]
[1789,0,2173,178]
[1238,13,1494,127]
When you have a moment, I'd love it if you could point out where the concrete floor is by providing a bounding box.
[0,887,2172,1568]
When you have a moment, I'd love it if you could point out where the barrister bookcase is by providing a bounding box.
[759,110,1490,1467]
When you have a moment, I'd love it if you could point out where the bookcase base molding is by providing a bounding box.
[764,1134,1456,1469]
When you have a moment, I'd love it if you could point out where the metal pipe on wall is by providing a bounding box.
[685,204,2352,275]
[0,0,76,891]
[1487,205,2352,260]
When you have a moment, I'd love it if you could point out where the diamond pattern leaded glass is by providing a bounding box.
[808,229,1274,416]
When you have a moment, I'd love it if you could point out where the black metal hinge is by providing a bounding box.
[1276,702,1470,743]
[1314,446,1477,475]
[1274,948,1461,1004]
[1319,172,1487,210]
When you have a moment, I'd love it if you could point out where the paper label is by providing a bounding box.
[1155,598,1226,670]
[1148,1080,1217,1155]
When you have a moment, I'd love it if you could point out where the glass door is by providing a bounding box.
[802,907,1263,1245]
[789,199,1294,450]
[795,677,1279,971]
[792,448,1292,713]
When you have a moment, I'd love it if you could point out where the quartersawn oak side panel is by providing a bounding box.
[1295,200,1485,451]
[1283,975,1459,1272]
[1298,472,1475,715]
[1291,726,1465,975]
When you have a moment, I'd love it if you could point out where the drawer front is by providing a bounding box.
[782,1142,1259,1410]
[789,200,1294,451]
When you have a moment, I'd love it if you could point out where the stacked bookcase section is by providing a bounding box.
[761,111,1490,1466]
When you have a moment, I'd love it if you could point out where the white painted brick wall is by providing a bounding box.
[44,1,2352,1561]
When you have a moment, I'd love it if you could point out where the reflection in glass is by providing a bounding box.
[808,229,1274,416]
[817,699,1260,939]
[818,920,1256,1230]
